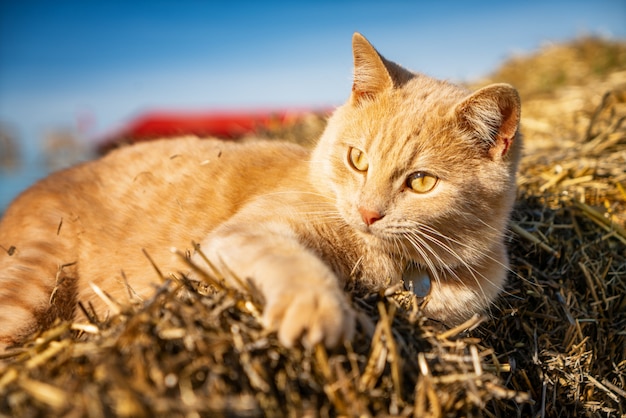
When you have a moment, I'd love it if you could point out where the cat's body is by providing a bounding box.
[0,33,521,350]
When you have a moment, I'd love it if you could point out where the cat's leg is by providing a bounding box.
[422,242,508,324]
[0,192,78,351]
[191,221,355,349]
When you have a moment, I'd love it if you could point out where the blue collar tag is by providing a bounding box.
[403,264,431,298]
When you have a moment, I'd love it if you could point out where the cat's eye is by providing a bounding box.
[406,172,438,193]
[348,147,369,172]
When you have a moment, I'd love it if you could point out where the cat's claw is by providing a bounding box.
[262,286,355,349]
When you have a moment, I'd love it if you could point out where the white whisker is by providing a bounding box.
[369,219,491,315]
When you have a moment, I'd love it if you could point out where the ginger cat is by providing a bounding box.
[0,33,521,350]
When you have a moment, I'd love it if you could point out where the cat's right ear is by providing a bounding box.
[455,84,521,161]
[351,33,393,105]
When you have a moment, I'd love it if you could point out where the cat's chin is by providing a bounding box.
[351,225,404,255]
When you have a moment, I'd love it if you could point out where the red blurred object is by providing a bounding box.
[97,109,329,154]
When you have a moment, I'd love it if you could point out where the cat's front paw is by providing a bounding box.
[262,284,355,349]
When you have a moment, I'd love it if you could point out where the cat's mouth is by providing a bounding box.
[403,263,431,297]
[346,218,378,237]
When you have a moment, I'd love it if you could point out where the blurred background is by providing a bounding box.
[1,0,625,212]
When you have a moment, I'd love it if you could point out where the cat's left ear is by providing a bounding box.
[455,83,521,160]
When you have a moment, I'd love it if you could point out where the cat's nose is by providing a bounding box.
[358,207,384,226]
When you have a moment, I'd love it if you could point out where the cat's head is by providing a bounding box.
[310,33,522,321]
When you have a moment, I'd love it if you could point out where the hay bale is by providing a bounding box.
[1,37,625,417]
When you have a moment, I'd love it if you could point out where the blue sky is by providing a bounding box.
[0,0,625,209]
